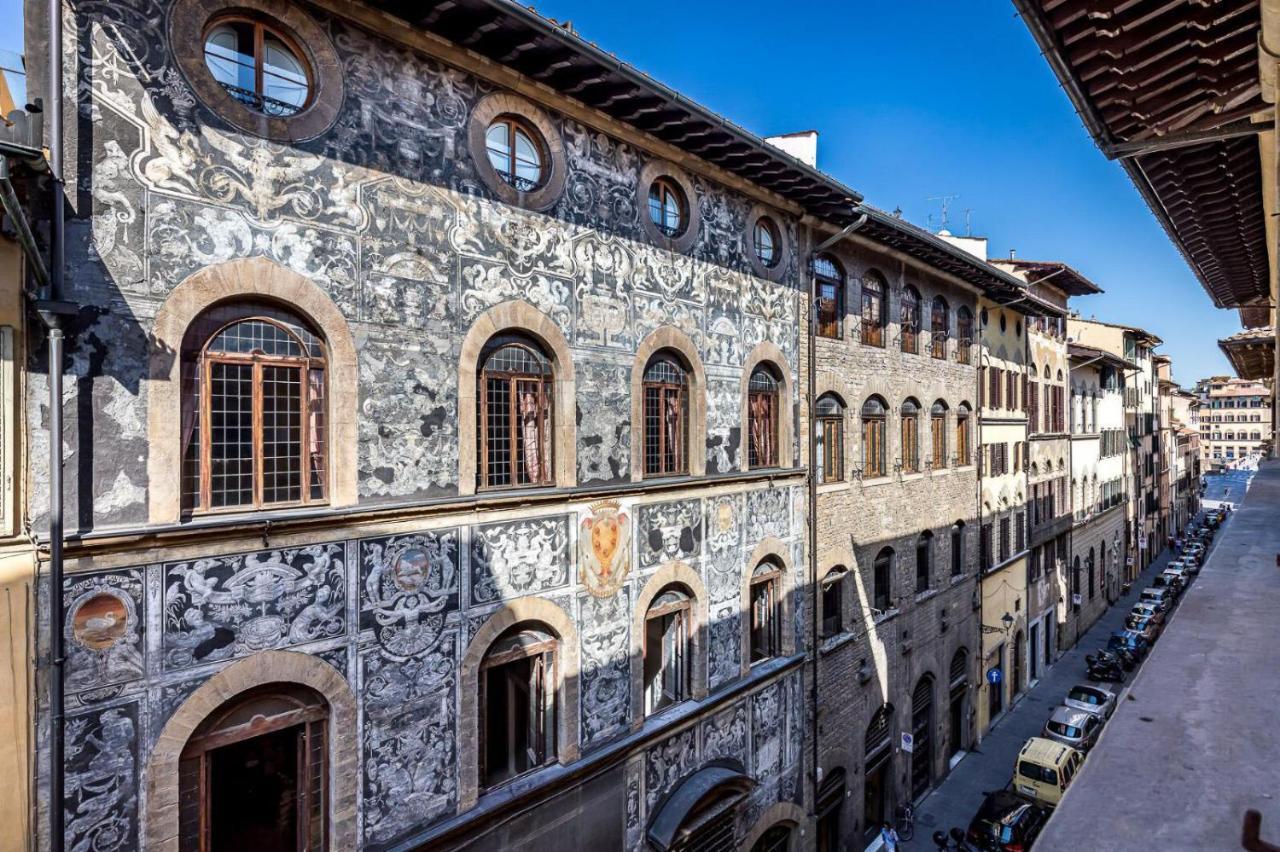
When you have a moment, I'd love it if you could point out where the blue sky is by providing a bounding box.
[0,0,1239,382]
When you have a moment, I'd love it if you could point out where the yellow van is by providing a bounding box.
[1013,736,1084,807]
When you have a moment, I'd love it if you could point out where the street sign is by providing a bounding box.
[900,732,914,754]
[986,667,1002,685]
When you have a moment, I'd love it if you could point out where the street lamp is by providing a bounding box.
[981,611,1015,635]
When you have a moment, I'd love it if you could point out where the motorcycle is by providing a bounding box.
[1095,648,1136,671]
[1085,654,1124,682]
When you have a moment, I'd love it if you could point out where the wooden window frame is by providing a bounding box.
[814,258,844,339]
[956,309,973,364]
[193,317,328,513]
[817,399,844,483]
[478,340,555,491]
[900,287,920,354]
[749,566,782,663]
[955,409,971,466]
[900,403,920,474]
[916,533,932,593]
[931,298,948,360]
[202,15,315,116]
[820,570,846,638]
[748,369,781,470]
[643,592,691,714]
[648,176,688,238]
[862,405,886,478]
[861,275,885,347]
[643,357,689,478]
[872,550,893,612]
[478,634,558,789]
[930,407,947,468]
[179,690,327,852]
[754,217,782,269]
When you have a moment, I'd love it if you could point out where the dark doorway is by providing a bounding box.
[910,677,934,799]
[863,759,889,843]
[948,693,965,760]
[209,725,300,852]
[1012,631,1025,696]
[1029,624,1040,681]
[816,769,845,852]
[988,648,1004,720]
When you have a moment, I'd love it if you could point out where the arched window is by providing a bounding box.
[179,684,328,850]
[480,624,558,787]
[930,400,948,467]
[955,402,972,466]
[642,353,689,477]
[956,307,974,364]
[813,255,844,339]
[873,547,893,612]
[861,271,886,347]
[816,393,844,483]
[931,296,949,359]
[204,17,311,116]
[900,398,920,473]
[862,396,887,478]
[916,530,933,593]
[484,114,546,191]
[1071,556,1081,603]
[644,586,692,714]
[948,648,969,757]
[181,303,328,512]
[748,365,782,469]
[751,824,794,852]
[479,334,554,489]
[950,521,965,576]
[749,559,783,662]
[1087,548,1096,600]
[864,705,893,835]
[821,566,848,639]
[900,285,921,354]
[648,176,688,238]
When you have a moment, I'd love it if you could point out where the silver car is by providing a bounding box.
[1043,705,1103,751]
[1063,684,1116,720]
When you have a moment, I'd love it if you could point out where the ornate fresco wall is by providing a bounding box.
[34,0,802,532]
[42,1,812,849]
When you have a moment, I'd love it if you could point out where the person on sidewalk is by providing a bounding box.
[880,822,900,850]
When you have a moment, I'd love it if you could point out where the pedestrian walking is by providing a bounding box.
[881,821,900,850]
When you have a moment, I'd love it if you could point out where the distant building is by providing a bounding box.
[1195,377,1273,471]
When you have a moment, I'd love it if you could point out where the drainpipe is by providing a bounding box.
[805,206,866,802]
[44,0,68,847]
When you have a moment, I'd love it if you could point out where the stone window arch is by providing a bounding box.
[459,301,576,495]
[742,802,809,852]
[632,327,707,479]
[815,392,846,483]
[631,562,709,725]
[146,650,357,852]
[460,597,580,809]
[861,395,888,478]
[148,257,358,524]
[467,92,567,210]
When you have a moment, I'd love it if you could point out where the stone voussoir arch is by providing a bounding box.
[630,560,710,726]
[145,649,358,851]
[458,595,581,809]
[458,299,577,495]
[741,801,810,852]
[632,326,708,480]
[148,256,359,523]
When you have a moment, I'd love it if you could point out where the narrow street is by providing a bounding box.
[903,471,1245,847]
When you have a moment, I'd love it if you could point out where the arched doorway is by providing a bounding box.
[947,649,968,761]
[816,769,846,852]
[910,676,935,800]
[863,705,893,843]
[751,823,793,852]
[178,683,328,851]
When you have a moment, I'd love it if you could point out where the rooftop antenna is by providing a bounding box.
[927,194,959,231]
[964,208,973,236]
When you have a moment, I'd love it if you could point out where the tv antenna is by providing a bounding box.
[927,194,960,231]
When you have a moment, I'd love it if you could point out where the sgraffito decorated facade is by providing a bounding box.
[34,0,811,848]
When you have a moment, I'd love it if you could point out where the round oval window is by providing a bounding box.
[485,116,546,191]
[648,177,688,238]
[203,17,312,116]
[753,217,780,268]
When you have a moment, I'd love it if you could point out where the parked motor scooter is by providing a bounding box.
[1096,647,1136,671]
[1085,654,1124,682]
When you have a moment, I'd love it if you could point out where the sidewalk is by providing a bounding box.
[1037,462,1280,850]
[903,515,1213,846]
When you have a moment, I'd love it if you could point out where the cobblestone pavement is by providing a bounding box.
[901,492,1240,849]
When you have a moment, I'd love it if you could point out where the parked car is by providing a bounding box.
[1139,587,1173,613]
[1163,566,1192,587]
[1043,705,1104,751]
[1014,737,1084,807]
[966,790,1050,851]
[1063,684,1116,720]
[1151,573,1183,598]
[1108,629,1151,660]
[1124,614,1159,643]
[1129,602,1164,627]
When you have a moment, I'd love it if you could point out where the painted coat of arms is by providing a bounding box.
[579,500,631,598]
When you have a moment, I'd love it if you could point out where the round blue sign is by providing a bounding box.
[986,667,1003,685]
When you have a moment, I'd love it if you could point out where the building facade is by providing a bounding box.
[1195,377,1274,471]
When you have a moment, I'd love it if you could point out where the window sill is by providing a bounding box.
[950,573,970,586]
[914,588,939,604]
[819,631,859,656]
[871,607,900,625]
[817,481,852,495]
[861,476,893,488]
[901,471,926,482]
